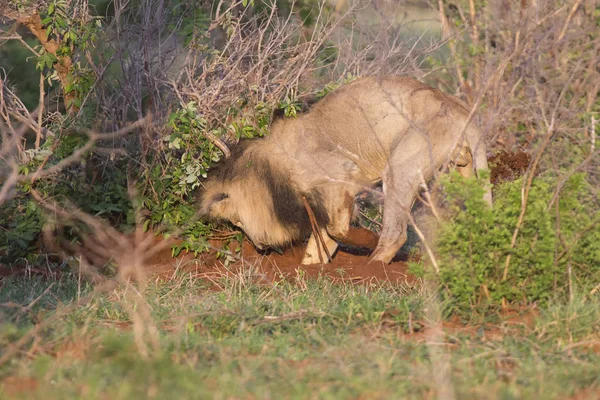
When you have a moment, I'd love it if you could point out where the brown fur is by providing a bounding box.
[199,76,492,264]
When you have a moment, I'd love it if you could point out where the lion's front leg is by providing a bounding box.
[301,228,339,265]
[370,160,419,264]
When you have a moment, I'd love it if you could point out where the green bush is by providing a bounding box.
[137,99,273,257]
[0,132,133,264]
[425,171,599,312]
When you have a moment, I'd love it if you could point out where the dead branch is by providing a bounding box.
[0,117,150,206]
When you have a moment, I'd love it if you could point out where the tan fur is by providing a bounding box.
[200,76,492,264]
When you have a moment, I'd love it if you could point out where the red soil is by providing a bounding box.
[147,237,414,285]
[488,149,531,185]
[0,377,38,397]
[0,230,412,286]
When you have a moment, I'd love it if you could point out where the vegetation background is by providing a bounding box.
[0,0,598,398]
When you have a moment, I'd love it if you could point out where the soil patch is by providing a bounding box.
[146,236,414,285]
[2,230,413,286]
[488,149,531,185]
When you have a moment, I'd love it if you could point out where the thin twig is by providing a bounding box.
[0,33,41,57]
[302,195,332,263]
[557,0,583,42]
[407,211,440,275]
[35,72,44,149]
[24,282,55,311]
[546,116,598,211]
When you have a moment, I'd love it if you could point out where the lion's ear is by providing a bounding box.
[211,193,229,203]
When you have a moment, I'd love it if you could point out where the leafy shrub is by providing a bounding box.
[420,171,600,312]
[0,132,133,264]
[137,99,274,257]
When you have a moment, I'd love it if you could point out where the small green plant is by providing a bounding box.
[426,171,600,312]
[278,95,301,118]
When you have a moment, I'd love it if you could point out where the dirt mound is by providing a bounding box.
[488,149,531,185]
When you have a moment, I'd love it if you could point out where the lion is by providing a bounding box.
[198,76,492,264]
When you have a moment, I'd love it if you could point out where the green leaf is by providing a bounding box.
[34,149,53,161]
[185,175,197,183]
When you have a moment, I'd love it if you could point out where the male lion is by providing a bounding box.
[199,76,492,264]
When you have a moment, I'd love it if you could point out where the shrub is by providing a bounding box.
[0,132,133,263]
[425,171,600,312]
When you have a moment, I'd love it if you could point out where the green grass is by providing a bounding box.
[0,270,598,399]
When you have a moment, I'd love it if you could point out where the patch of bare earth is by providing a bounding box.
[567,388,600,400]
[488,149,531,185]
[147,237,414,286]
[360,308,540,344]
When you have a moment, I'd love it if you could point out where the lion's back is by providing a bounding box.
[269,76,473,181]
[301,77,441,170]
